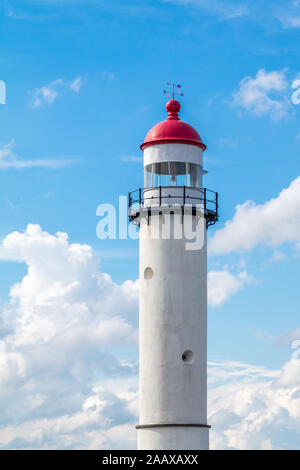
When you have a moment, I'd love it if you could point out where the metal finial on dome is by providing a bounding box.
[166,99,181,120]
[163,82,184,100]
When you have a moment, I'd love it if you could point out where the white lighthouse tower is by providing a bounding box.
[128,89,218,451]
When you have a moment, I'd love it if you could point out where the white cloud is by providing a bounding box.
[0,377,138,449]
[30,76,83,108]
[1,224,138,346]
[209,176,300,255]
[232,69,291,120]
[0,140,72,169]
[208,358,300,450]
[0,224,139,449]
[30,79,62,108]
[162,0,247,19]
[208,268,253,306]
[0,223,255,449]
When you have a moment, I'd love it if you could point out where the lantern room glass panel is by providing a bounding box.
[144,162,202,188]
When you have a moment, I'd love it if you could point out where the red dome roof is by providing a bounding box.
[140,100,206,151]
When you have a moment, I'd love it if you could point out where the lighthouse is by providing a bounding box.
[128,87,218,451]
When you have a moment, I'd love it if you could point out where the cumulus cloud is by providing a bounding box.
[0,377,138,450]
[209,358,300,450]
[232,69,291,120]
[208,268,253,306]
[0,140,72,169]
[30,76,83,108]
[0,224,139,449]
[209,176,300,255]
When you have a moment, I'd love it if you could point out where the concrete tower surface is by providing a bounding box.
[128,96,218,450]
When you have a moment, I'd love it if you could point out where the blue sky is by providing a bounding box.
[1,0,300,450]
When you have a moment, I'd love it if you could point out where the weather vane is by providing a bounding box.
[163,82,184,100]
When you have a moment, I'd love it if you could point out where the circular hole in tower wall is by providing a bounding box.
[182,350,194,364]
[144,267,154,280]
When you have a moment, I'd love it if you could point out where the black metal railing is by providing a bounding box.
[128,186,219,227]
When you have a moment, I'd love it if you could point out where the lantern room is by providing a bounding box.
[141,99,206,208]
